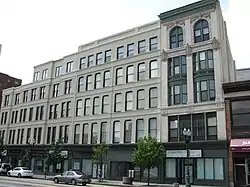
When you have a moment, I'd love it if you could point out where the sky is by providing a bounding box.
[0,0,248,84]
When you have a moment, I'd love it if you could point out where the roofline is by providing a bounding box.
[223,80,250,94]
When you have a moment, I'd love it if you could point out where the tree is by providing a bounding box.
[45,138,66,175]
[132,136,165,186]
[0,135,5,162]
[92,143,109,182]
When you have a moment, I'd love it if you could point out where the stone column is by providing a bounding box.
[186,44,194,104]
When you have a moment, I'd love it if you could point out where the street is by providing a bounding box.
[0,176,110,187]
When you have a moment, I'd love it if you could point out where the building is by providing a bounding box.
[0,72,22,109]
[223,70,250,187]
[0,0,235,186]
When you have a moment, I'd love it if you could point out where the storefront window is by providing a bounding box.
[197,158,224,180]
[143,167,158,178]
[165,159,176,178]
[35,160,43,172]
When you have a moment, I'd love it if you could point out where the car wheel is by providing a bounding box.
[82,183,87,186]
[53,178,59,184]
[71,179,76,185]
[18,173,21,178]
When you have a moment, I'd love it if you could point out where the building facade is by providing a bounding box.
[0,72,22,109]
[0,0,235,186]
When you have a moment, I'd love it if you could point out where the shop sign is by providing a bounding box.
[166,149,202,158]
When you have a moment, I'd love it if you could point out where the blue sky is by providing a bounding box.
[0,0,248,84]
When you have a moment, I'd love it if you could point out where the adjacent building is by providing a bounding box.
[0,72,22,109]
[0,0,235,186]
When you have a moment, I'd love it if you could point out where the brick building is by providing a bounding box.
[223,80,250,187]
[0,72,22,108]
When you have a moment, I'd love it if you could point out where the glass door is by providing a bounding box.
[179,159,194,184]
[246,158,250,185]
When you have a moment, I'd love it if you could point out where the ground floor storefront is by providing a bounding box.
[5,141,228,186]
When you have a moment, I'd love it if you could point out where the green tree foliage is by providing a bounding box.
[133,136,165,186]
[92,143,109,181]
[45,138,66,174]
[0,135,5,161]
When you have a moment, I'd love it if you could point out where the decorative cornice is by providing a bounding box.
[166,19,185,29]
[185,44,192,56]
[161,49,168,62]
[190,11,211,23]
[212,37,220,50]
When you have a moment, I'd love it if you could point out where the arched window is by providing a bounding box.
[170,26,183,49]
[194,19,209,43]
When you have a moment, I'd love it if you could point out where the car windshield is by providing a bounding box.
[74,171,84,175]
[21,167,30,170]
[3,164,11,169]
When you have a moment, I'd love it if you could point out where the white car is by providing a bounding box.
[7,167,33,178]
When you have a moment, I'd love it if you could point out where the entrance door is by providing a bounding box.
[178,159,194,184]
[235,165,246,187]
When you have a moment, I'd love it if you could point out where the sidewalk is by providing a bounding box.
[33,174,217,187]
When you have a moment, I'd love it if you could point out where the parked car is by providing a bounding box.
[7,167,33,178]
[0,163,12,175]
[53,170,91,186]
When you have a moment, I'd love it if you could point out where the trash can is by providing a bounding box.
[122,176,132,185]
[173,183,179,187]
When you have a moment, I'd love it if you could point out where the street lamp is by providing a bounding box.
[183,128,191,187]
[27,138,35,168]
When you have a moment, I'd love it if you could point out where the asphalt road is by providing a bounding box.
[0,176,109,187]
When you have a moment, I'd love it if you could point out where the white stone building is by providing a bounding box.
[0,0,235,186]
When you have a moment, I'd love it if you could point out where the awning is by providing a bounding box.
[230,139,250,152]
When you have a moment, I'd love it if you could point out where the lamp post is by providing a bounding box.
[27,138,35,169]
[183,128,191,187]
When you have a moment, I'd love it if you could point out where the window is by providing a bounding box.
[114,93,122,112]
[207,112,217,140]
[37,128,42,144]
[197,158,224,180]
[74,124,80,144]
[76,99,83,116]
[124,120,132,143]
[4,95,9,106]
[66,101,71,117]
[91,123,98,144]
[126,66,134,83]
[42,69,48,79]
[23,91,28,102]
[137,89,145,109]
[64,80,72,94]
[84,98,91,115]
[169,84,187,105]
[231,100,250,127]
[54,104,58,119]
[194,19,209,43]
[117,46,124,59]
[138,40,146,54]
[103,71,111,87]
[40,106,44,120]
[55,66,62,77]
[15,93,20,104]
[168,56,186,76]
[53,83,59,97]
[101,122,108,143]
[66,61,73,73]
[149,37,158,51]
[39,86,45,99]
[113,121,120,143]
[149,118,157,138]
[87,55,94,67]
[102,95,109,114]
[116,68,123,85]
[96,52,103,65]
[86,75,93,91]
[166,159,176,178]
[195,79,215,102]
[125,91,133,111]
[31,89,37,101]
[149,87,157,108]
[105,50,111,62]
[78,77,84,92]
[136,119,144,141]
[93,97,100,115]
[149,60,158,78]
[34,72,39,81]
[94,73,101,89]
[79,57,86,69]
[64,125,69,143]
[170,26,183,49]
[193,50,213,71]
[193,113,205,141]
[29,108,33,121]
[61,102,66,117]
[51,126,56,143]
[127,43,134,57]
[83,124,88,144]
[169,116,178,142]
[46,127,51,144]
[138,63,146,81]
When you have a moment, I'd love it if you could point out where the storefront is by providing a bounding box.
[230,138,250,187]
